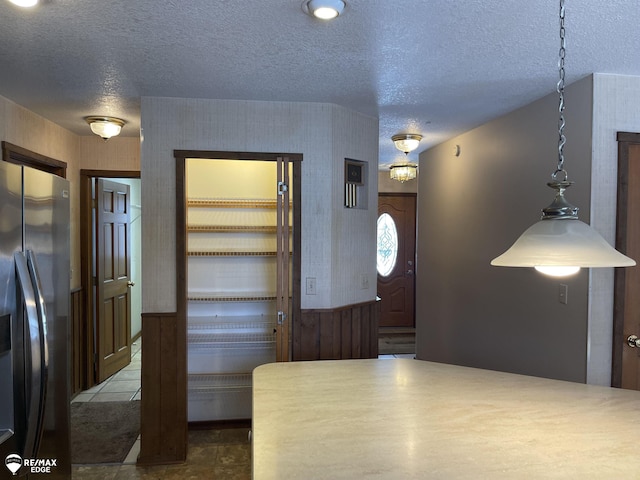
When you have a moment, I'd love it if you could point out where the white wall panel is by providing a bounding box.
[140,97,378,313]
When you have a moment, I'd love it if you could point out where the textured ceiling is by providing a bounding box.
[1,0,639,167]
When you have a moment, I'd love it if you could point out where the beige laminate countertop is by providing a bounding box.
[252,359,640,479]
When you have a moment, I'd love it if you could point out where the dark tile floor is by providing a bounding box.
[72,427,251,480]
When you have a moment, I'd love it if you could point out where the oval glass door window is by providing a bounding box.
[377,213,398,277]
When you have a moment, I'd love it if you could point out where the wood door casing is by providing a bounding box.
[96,178,132,382]
[377,194,416,328]
[614,134,640,390]
[276,156,291,361]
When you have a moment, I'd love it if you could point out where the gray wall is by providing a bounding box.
[416,76,594,383]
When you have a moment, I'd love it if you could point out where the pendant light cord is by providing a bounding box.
[554,0,567,182]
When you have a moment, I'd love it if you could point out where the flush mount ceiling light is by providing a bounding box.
[491,0,635,277]
[390,163,418,183]
[392,134,423,155]
[8,0,38,7]
[85,116,126,140]
[302,0,345,20]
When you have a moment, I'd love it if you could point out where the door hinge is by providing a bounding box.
[92,276,97,286]
[277,181,288,196]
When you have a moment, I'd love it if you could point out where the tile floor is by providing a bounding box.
[72,339,142,404]
[72,427,252,480]
[71,339,252,479]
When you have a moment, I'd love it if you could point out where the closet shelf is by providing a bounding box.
[188,318,276,331]
[188,332,276,347]
[188,314,277,323]
[188,294,277,302]
[188,374,252,394]
[188,225,291,233]
[187,198,291,209]
[188,251,278,257]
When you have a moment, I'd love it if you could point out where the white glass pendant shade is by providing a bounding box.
[491,218,636,270]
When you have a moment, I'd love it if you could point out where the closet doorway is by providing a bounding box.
[175,151,301,423]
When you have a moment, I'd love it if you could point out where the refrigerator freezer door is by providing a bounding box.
[23,166,71,478]
[0,161,22,454]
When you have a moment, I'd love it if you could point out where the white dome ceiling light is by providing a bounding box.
[302,0,345,20]
[85,116,126,140]
[392,134,422,155]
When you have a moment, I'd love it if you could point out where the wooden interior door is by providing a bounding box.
[614,134,640,389]
[377,194,416,328]
[276,156,291,361]
[95,178,132,382]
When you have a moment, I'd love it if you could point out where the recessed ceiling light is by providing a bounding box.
[8,0,38,7]
[302,0,345,20]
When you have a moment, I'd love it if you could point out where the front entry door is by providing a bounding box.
[377,194,416,328]
[95,179,132,382]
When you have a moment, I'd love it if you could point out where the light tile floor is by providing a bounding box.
[72,339,142,404]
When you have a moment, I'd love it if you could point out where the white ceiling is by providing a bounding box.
[1,0,639,167]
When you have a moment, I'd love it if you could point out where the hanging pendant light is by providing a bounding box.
[491,0,635,276]
[390,133,421,182]
[390,163,417,182]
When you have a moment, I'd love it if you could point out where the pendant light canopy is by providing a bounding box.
[491,0,635,276]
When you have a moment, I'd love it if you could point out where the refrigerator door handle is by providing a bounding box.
[26,250,49,451]
[14,252,47,460]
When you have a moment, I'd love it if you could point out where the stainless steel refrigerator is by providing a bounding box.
[0,160,71,478]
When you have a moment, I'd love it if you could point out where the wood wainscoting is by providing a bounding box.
[138,312,187,465]
[70,288,83,396]
[293,299,380,360]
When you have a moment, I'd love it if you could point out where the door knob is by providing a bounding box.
[627,335,640,348]
[127,280,135,287]
[406,269,414,275]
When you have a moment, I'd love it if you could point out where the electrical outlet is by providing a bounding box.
[360,274,369,290]
[306,277,317,295]
[558,284,568,305]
